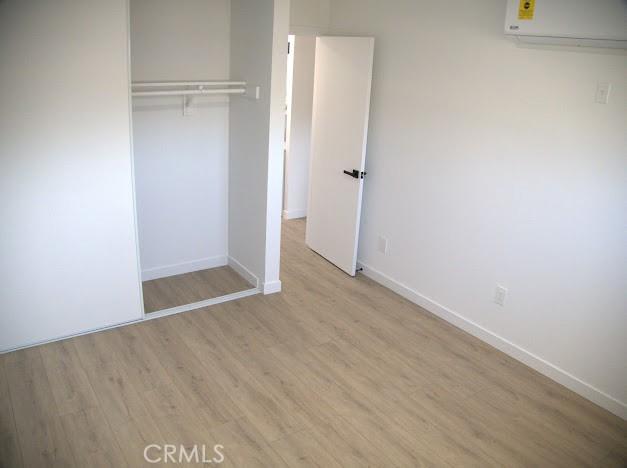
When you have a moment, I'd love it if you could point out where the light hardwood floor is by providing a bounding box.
[142,266,253,313]
[1,219,625,467]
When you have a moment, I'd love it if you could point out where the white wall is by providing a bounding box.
[290,0,330,35]
[229,0,289,292]
[0,0,142,351]
[264,0,291,292]
[284,35,316,220]
[329,0,627,418]
[130,0,231,280]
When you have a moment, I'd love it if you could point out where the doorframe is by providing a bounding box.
[283,34,296,219]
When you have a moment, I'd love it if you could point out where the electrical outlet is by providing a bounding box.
[377,236,389,255]
[595,82,611,104]
[494,285,508,306]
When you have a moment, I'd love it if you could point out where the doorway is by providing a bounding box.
[283,34,375,276]
[283,35,316,222]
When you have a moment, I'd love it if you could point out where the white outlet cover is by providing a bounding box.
[595,82,611,104]
[377,236,389,255]
[494,285,508,306]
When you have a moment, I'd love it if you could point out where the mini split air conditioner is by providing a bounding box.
[505,0,627,49]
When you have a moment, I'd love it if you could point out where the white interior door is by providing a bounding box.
[306,36,374,276]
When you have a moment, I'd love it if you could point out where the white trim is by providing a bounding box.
[125,0,146,320]
[0,287,260,355]
[282,209,307,220]
[357,261,627,421]
[1,318,142,355]
[144,288,259,320]
[228,256,260,288]
[262,280,282,295]
[142,255,228,281]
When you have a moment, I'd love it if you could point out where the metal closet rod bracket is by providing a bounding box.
[241,85,261,101]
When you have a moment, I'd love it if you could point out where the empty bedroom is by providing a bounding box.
[1,0,625,466]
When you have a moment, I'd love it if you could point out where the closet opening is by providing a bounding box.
[129,0,261,317]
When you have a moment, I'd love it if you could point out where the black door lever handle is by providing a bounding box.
[343,169,366,179]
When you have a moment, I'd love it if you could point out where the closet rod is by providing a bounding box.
[132,88,246,97]
[132,81,246,88]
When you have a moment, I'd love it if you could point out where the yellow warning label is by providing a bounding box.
[518,0,535,20]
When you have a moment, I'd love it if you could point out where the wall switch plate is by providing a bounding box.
[595,82,611,104]
[377,236,389,255]
[494,285,508,306]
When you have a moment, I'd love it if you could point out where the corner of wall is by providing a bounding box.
[263,0,290,288]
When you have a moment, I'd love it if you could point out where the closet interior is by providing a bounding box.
[0,0,286,353]
[129,0,267,315]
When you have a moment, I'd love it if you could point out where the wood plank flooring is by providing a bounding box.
[142,266,253,313]
[1,218,625,467]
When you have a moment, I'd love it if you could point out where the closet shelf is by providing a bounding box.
[132,80,247,88]
[132,88,246,97]
[131,80,259,115]
[131,80,247,97]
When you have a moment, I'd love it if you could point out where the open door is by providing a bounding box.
[306,36,374,276]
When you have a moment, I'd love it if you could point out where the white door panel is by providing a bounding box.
[306,36,374,276]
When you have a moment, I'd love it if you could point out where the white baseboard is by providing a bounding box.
[227,256,280,294]
[282,209,307,220]
[142,255,228,281]
[357,261,627,420]
[262,280,282,295]
[228,256,259,288]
